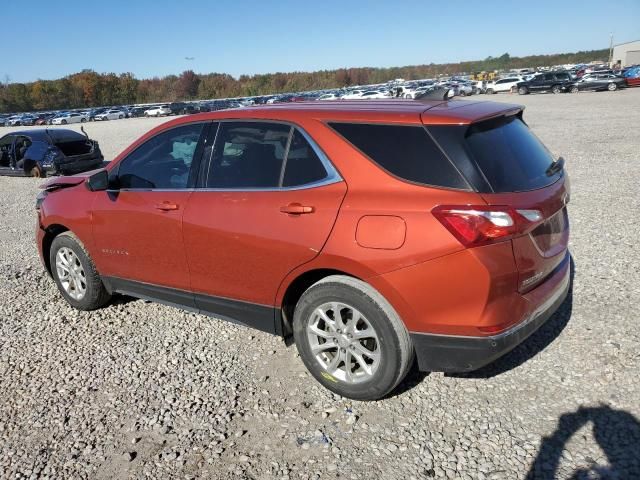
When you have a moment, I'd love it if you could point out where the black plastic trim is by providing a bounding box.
[409,265,570,373]
[103,276,280,335]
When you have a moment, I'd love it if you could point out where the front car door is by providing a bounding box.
[91,122,209,302]
[182,120,347,333]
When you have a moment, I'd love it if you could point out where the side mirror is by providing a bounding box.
[86,169,109,191]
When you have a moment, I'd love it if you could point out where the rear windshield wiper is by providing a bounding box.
[546,156,565,176]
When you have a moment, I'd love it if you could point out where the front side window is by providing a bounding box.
[207,122,291,188]
[117,123,204,189]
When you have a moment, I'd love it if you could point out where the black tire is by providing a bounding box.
[293,275,414,401]
[119,115,124,119]
[608,83,617,91]
[61,119,67,125]
[570,86,580,93]
[486,88,494,94]
[29,165,44,178]
[518,86,529,95]
[50,232,111,310]
[81,118,87,123]
[551,85,562,94]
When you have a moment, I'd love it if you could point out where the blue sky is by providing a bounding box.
[2,0,639,83]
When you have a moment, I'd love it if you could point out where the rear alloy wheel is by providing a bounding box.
[61,119,67,124]
[518,86,528,95]
[570,86,580,93]
[81,118,87,122]
[50,232,111,310]
[552,85,562,94]
[486,88,494,94]
[119,115,124,119]
[608,83,618,91]
[293,275,414,401]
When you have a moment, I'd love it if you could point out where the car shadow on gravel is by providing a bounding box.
[449,255,576,379]
[526,405,640,479]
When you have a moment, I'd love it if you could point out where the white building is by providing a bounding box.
[612,40,640,67]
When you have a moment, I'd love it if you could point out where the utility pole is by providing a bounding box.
[608,33,614,66]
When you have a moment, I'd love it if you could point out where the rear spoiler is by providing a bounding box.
[421,100,524,126]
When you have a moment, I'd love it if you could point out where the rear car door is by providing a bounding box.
[182,121,346,332]
[91,122,208,300]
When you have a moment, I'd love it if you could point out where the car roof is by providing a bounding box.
[162,99,524,126]
[7,128,87,142]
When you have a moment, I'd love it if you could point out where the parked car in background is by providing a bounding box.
[35,113,55,125]
[475,80,488,94]
[404,85,437,99]
[516,72,573,94]
[0,128,103,177]
[567,73,626,93]
[622,65,640,87]
[129,107,148,117]
[144,105,171,117]
[87,108,107,121]
[485,77,523,94]
[6,114,36,126]
[51,112,89,125]
[36,99,569,400]
[340,90,366,99]
[168,102,197,115]
[94,109,125,121]
[355,90,391,99]
[317,93,341,101]
[455,82,475,96]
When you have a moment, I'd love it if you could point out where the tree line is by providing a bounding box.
[0,49,608,113]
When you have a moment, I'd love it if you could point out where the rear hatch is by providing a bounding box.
[426,109,569,293]
[463,115,568,291]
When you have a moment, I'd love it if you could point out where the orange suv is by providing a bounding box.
[36,100,570,400]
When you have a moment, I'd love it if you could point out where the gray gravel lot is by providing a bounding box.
[1,90,640,479]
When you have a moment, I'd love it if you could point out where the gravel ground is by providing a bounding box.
[1,90,639,479]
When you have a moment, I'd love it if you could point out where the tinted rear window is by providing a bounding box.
[329,123,468,189]
[464,116,558,192]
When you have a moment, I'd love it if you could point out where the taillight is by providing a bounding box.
[432,205,543,247]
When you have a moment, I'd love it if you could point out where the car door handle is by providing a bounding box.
[280,203,315,215]
[155,202,179,211]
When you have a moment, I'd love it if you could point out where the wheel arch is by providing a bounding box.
[278,268,363,340]
[41,224,70,275]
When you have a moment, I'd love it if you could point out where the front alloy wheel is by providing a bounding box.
[50,232,111,310]
[608,83,617,91]
[55,247,87,301]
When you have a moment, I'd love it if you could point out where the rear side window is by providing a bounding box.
[464,116,558,192]
[329,123,468,189]
[282,129,327,187]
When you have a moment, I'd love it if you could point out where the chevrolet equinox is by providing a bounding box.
[36,100,570,400]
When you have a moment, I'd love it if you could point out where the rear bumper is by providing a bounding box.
[410,258,570,372]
